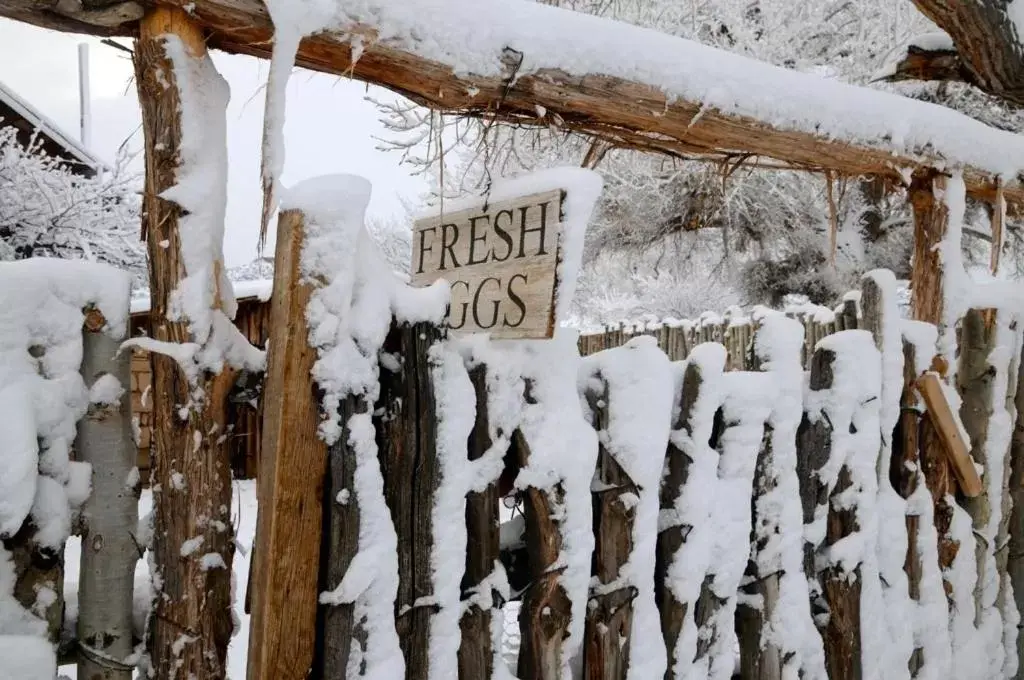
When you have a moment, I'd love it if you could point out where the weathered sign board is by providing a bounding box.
[411,189,563,339]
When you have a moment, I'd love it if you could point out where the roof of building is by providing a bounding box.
[0,79,107,177]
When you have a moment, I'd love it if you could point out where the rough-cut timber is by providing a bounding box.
[513,381,573,680]
[77,309,138,680]
[458,364,502,679]
[656,360,702,678]
[320,396,363,678]
[957,309,996,621]
[246,208,326,680]
[134,9,235,677]
[377,322,443,680]
[918,372,984,498]
[584,377,638,680]
[1,0,1022,207]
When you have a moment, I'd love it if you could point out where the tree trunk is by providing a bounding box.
[246,208,328,680]
[1010,340,1024,680]
[134,8,235,676]
[77,309,138,679]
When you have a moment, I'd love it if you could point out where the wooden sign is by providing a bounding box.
[411,189,563,339]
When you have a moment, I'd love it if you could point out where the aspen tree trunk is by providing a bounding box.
[134,9,235,676]
[77,308,138,680]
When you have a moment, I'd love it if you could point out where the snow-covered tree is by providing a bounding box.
[0,125,145,287]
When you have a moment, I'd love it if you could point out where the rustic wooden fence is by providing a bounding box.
[246,201,1024,680]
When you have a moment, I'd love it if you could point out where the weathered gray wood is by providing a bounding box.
[956,308,995,623]
[796,348,836,626]
[320,396,363,678]
[458,364,502,679]
[377,322,443,680]
[583,376,637,680]
[513,379,573,680]
[1009,338,1024,680]
[77,310,138,680]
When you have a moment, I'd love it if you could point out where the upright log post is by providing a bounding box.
[1009,341,1024,680]
[583,376,638,680]
[957,309,995,621]
[458,364,502,679]
[376,322,443,679]
[77,308,138,680]
[134,9,235,676]
[246,207,328,680]
[908,169,959,594]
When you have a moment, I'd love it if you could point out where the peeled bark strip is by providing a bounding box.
[584,378,638,680]
[957,308,995,622]
[376,322,442,680]
[77,311,138,680]
[458,365,502,679]
[134,9,234,676]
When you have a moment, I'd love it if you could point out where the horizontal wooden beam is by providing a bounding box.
[3,0,1022,206]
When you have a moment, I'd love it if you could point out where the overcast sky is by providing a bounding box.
[0,18,428,267]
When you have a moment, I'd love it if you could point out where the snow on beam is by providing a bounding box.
[4,0,1023,204]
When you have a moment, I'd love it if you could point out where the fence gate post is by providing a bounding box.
[247,207,328,680]
[77,306,138,680]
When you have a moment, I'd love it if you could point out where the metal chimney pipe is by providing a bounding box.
[78,42,91,149]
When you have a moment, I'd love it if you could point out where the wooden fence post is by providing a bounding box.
[377,322,443,679]
[134,9,235,675]
[458,364,502,678]
[957,309,995,622]
[583,376,639,679]
[77,307,138,680]
[513,382,573,680]
[908,169,960,597]
[247,207,328,680]
[321,395,363,678]
[1009,338,1024,680]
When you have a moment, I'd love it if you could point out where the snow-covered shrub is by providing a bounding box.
[0,124,145,288]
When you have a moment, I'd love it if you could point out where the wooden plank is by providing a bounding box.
[412,190,562,339]
[917,371,984,497]
[246,207,327,680]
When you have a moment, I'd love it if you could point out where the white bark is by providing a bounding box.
[76,323,139,679]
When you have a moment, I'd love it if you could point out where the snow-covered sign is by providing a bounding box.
[411,190,563,338]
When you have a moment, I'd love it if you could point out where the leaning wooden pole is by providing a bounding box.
[134,9,235,676]
[77,307,138,680]
[246,207,329,680]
